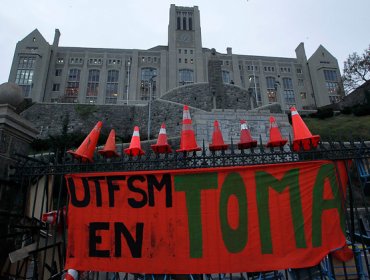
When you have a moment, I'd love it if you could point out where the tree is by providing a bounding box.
[342,44,370,94]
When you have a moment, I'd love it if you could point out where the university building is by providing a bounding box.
[8,4,343,110]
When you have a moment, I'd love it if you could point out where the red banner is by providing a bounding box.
[65,160,348,273]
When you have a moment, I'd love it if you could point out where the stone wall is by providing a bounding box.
[194,109,291,146]
[160,83,253,111]
[20,82,289,150]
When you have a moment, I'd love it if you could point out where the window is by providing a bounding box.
[247,64,258,71]
[64,68,81,103]
[300,92,307,100]
[55,69,62,76]
[296,68,302,74]
[179,58,182,63]
[282,77,295,107]
[177,17,181,30]
[190,59,193,64]
[190,50,193,54]
[185,58,188,64]
[183,17,187,30]
[52,84,60,91]
[184,49,187,54]
[248,75,261,106]
[105,70,119,104]
[298,79,304,87]
[179,49,181,54]
[15,56,36,97]
[86,69,100,103]
[179,69,194,85]
[280,67,291,73]
[57,58,64,64]
[264,66,274,72]
[189,17,193,30]
[222,70,230,84]
[323,69,339,96]
[140,67,157,100]
[266,77,277,103]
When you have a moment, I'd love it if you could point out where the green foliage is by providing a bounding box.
[304,114,370,141]
[309,107,334,119]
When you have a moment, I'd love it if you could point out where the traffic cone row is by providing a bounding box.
[267,116,287,147]
[177,105,201,152]
[67,105,319,160]
[290,107,320,151]
[151,123,172,153]
[238,120,257,149]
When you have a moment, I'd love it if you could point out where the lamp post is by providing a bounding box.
[252,61,259,106]
[126,59,131,105]
[147,75,157,140]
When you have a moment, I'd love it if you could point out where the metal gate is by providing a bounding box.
[2,140,370,280]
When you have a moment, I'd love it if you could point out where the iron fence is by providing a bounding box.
[1,140,370,280]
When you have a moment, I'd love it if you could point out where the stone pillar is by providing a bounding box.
[207,49,224,109]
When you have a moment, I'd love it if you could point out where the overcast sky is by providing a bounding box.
[1,0,369,84]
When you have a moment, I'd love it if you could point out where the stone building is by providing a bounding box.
[8,4,343,110]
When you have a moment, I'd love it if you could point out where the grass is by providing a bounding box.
[303,114,370,141]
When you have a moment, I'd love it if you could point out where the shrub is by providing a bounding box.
[314,107,334,119]
[340,106,352,115]
[352,104,370,116]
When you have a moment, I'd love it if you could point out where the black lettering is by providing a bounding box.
[107,176,125,207]
[68,177,90,207]
[127,175,147,208]
[114,222,144,258]
[147,174,172,207]
[89,222,110,257]
[89,176,105,207]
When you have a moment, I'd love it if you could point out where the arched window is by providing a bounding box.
[222,70,230,84]
[140,67,157,101]
[179,69,194,85]
[266,76,277,103]
[282,77,296,108]
[105,70,119,104]
[86,69,100,103]
[64,68,81,103]
[183,17,187,30]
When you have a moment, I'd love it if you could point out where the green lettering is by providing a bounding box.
[219,173,247,253]
[174,173,218,258]
[256,169,306,254]
[312,163,345,247]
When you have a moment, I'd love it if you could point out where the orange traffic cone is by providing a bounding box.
[98,129,119,158]
[209,120,229,151]
[63,269,78,280]
[290,107,320,151]
[124,126,145,156]
[177,105,201,152]
[267,116,288,147]
[238,120,257,149]
[151,123,172,153]
[67,121,102,162]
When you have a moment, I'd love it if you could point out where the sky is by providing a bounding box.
[1,0,369,84]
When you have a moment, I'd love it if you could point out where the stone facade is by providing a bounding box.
[9,5,343,110]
